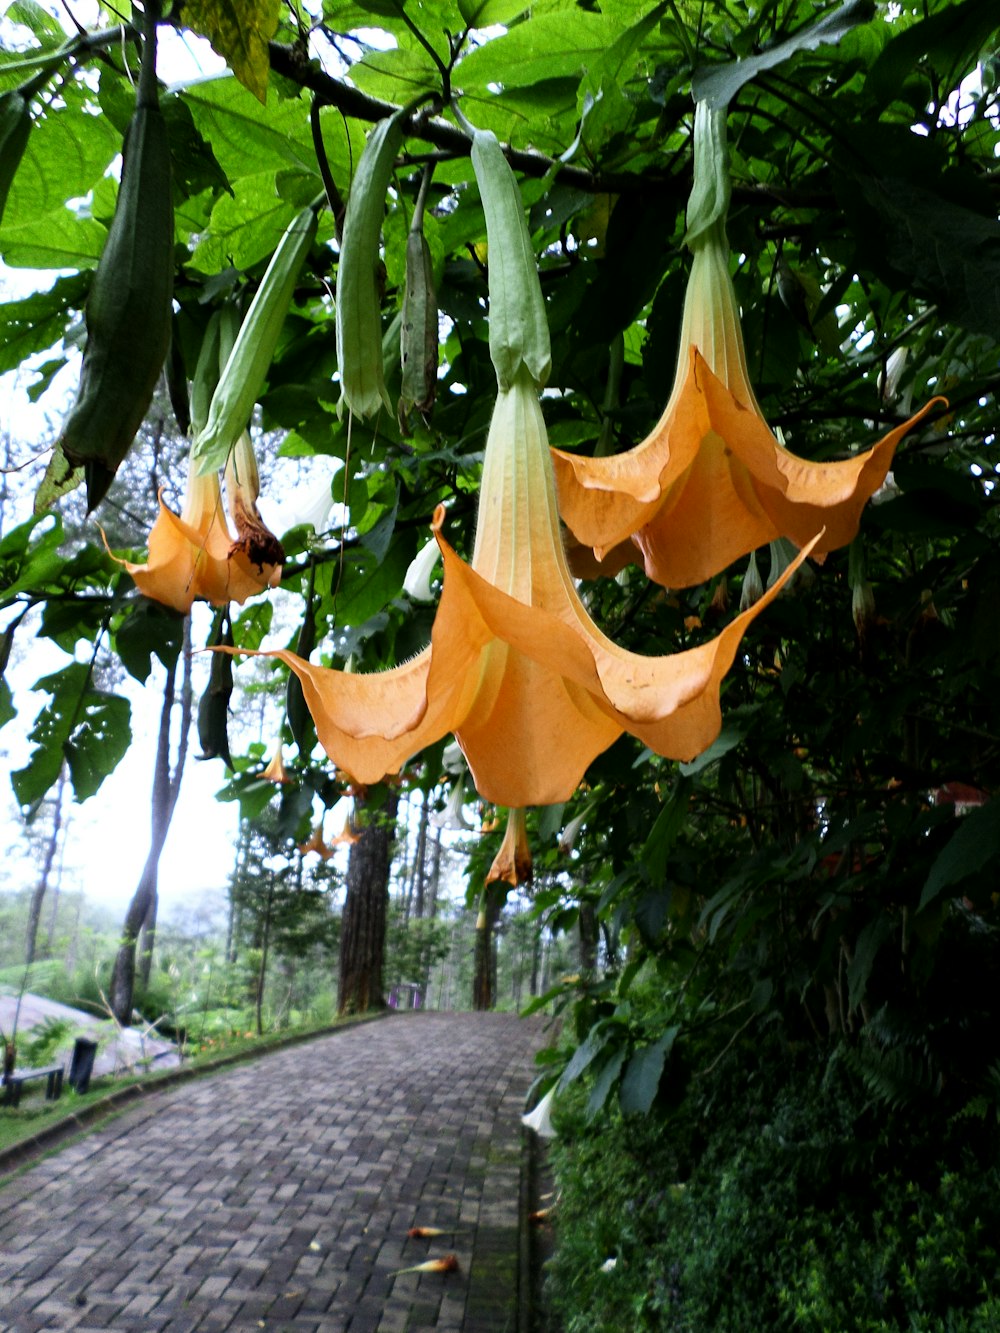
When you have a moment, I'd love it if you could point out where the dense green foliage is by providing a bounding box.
[547,1037,1000,1331]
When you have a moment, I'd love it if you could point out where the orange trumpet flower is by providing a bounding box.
[551,102,940,589]
[486,807,533,887]
[109,437,282,612]
[227,366,817,807]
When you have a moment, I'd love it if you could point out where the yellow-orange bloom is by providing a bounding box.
[551,106,940,589]
[230,366,817,808]
[298,823,334,859]
[487,808,533,887]
[261,742,292,784]
[110,447,282,612]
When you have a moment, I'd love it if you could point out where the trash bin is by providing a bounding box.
[68,1037,98,1093]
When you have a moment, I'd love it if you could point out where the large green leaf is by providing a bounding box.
[692,0,875,107]
[619,1027,678,1116]
[182,75,318,181]
[867,0,999,106]
[12,662,132,809]
[456,11,617,91]
[183,0,282,104]
[0,79,119,237]
[0,273,89,374]
[191,172,302,273]
[920,803,1000,911]
[856,176,1000,341]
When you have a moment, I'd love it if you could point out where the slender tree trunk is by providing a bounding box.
[529,926,541,997]
[472,884,504,1011]
[579,901,599,975]
[338,790,398,1015]
[25,764,68,966]
[109,624,193,1024]
[417,824,443,1007]
[136,890,159,989]
[255,874,275,1036]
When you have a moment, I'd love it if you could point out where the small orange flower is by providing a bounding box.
[486,808,533,887]
[261,743,291,784]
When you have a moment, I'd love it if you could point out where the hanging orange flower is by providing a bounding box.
[108,437,282,613]
[261,742,292,784]
[224,366,817,807]
[298,823,334,859]
[550,102,941,589]
[487,808,533,887]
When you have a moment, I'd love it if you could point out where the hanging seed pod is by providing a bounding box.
[336,110,405,419]
[469,129,550,390]
[44,0,174,511]
[197,612,234,766]
[399,226,438,425]
[165,316,191,437]
[193,205,318,473]
[286,577,317,756]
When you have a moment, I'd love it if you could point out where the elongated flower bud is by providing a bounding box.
[470,129,551,390]
[194,205,318,472]
[336,112,405,418]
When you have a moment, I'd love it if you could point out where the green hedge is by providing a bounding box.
[545,1045,1000,1332]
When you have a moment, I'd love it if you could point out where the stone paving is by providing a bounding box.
[0,1011,548,1333]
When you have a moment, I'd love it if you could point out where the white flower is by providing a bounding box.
[403,535,442,601]
[521,1085,557,1139]
[431,781,474,831]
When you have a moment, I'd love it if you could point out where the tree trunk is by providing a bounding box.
[25,764,68,966]
[255,874,275,1036]
[338,790,398,1015]
[109,624,193,1024]
[579,901,599,975]
[136,889,158,989]
[472,884,504,1011]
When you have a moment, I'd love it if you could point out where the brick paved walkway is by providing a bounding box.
[0,1012,547,1333]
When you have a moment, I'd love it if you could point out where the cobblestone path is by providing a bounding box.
[0,1012,548,1333]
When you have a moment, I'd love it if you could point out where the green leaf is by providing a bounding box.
[0,513,66,598]
[0,79,119,236]
[358,487,400,566]
[458,0,529,24]
[558,1024,612,1090]
[640,780,690,880]
[12,662,132,809]
[114,601,185,681]
[0,204,107,269]
[0,272,90,375]
[679,721,744,776]
[847,915,891,1011]
[692,0,875,108]
[920,803,1000,911]
[0,677,14,729]
[867,0,999,107]
[619,1027,678,1116]
[182,74,333,183]
[457,11,617,90]
[183,0,281,104]
[586,1045,627,1121]
[191,173,301,274]
[855,176,1000,341]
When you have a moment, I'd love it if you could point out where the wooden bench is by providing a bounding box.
[2,1064,64,1108]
